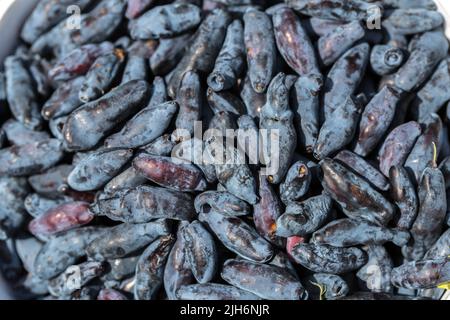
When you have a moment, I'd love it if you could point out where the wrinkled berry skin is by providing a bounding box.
[279,161,312,204]
[276,194,333,237]
[312,218,410,247]
[391,258,450,290]
[221,259,308,300]
[29,56,52,98]
[357,245,393,293]
[91,186,195,223]
[48,261,104,297]
[320,159,395,226]
[304,273,349,300]
[403,167,447,261]
[182,221,218,284]
[86,220,171,261]
[134,235,175,300]
[290,243,367,274]
[260,73,297,184]
[269,251,299,279]
[194,191,251,216]
[206,117,258,204]
[48,116,67,142]
[164,222,194,300]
